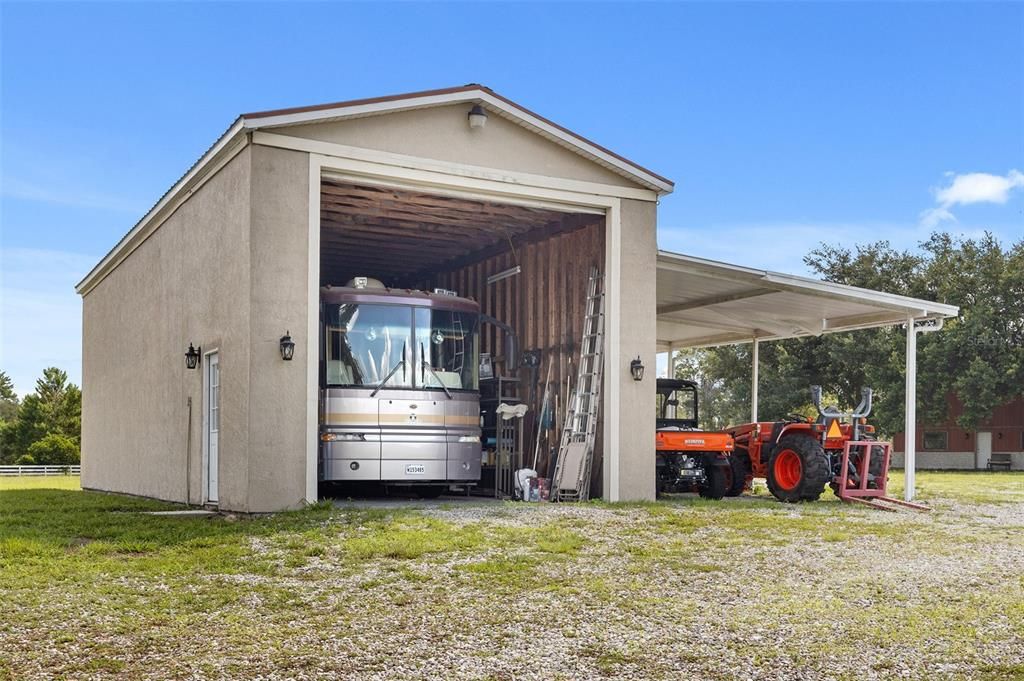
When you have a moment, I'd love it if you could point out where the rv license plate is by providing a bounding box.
[406,464,426,475]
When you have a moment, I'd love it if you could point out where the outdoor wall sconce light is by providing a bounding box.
[630,356,645,382]
[279,331,295,361]
[185,343,201,370]
[468,104,488,129]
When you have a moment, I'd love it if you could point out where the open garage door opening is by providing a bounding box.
[317,178,606,498]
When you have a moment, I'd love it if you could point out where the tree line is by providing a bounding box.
[673,231,1023,437]
[0,368,82,465]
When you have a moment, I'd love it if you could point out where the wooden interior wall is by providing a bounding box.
[429,219,606,480]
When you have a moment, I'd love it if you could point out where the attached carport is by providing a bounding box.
[655,250,960,501]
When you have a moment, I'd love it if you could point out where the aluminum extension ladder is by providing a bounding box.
[551,267,605,502]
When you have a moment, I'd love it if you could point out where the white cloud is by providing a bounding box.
[920,169,1024,227]
[919,206,957,229]
[935,169,1024,206]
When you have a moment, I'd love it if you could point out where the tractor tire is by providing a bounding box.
[766,435,829,503]
[698,463,728,500]
[724,453,749,497]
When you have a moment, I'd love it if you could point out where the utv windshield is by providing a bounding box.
[657,386,697,422]
[324,303,479,392]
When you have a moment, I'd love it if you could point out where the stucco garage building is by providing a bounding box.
[77,85,956,511]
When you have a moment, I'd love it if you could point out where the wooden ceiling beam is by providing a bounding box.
[320,213,515,240]
[320,224,476,247]
[321,182,561,221]
[320,204,550,233]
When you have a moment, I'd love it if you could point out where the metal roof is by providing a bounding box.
[656,250,959,350]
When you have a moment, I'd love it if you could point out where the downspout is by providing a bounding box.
[751,339,760,422]
[186,396,193,506]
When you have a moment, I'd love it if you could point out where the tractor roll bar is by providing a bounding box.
[811,385,873,419]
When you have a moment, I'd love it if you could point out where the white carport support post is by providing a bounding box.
[904,317,917,502]
[751,339,760,422]
[904,316,945,502]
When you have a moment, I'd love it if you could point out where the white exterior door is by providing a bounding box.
[206,352,220,503]
[976,431,992,470]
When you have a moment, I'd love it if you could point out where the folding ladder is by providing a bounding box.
[551,267,605,502]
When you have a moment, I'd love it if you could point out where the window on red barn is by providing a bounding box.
[923,431,948,451]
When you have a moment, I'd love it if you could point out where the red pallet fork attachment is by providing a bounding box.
[835,441,930,512]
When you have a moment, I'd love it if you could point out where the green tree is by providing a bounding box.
[916,233,1024,428]
[0,371,18,422]
[26,433,79,466]
[2,367,82,464]
[0,370,20,462]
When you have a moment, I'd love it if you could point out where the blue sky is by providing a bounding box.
[2,1,1022,395]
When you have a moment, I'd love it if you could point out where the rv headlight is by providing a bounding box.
[458,435,481,443]
[322,433,366,442]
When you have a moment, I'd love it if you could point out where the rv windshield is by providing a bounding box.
[324,303,479,391]
[415,308,480,392]
[324,304,413,388]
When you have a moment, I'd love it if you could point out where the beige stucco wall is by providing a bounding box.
[283,104,646,190]
[245,145,312,512]
[81,144,313,513]
[603,199,658,501]
[81,147,253,509]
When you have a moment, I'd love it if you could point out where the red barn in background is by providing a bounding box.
[892,394,1024,470]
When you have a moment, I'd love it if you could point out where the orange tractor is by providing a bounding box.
[723,385,922,506]
[655,379,735,499]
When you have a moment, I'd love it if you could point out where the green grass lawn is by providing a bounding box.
[0,475,81,491]
[1,472,1022,680]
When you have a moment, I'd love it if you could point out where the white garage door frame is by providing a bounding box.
[272,132,665,505]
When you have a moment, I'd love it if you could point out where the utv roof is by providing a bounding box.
[656,378,699,391]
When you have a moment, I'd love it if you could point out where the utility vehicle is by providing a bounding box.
[655,378,734,499]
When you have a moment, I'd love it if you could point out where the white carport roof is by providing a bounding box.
[657,250,959,351]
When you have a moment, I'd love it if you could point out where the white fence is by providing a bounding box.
[0,465,81,477]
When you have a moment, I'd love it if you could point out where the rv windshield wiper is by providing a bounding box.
[370,342,407,398]
[420,342,453,399]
